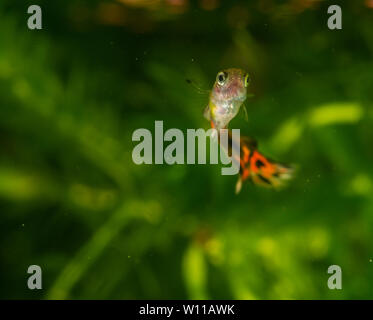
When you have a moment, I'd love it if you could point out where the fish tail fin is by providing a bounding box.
[238,143,295,192]
[250,151,295,189]
[218,129,295,193]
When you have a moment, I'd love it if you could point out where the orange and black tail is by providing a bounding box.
[222,131,295,194]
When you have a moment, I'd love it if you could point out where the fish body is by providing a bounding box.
[204,68,250,130]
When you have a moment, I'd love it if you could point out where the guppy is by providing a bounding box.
[204,68,294,193]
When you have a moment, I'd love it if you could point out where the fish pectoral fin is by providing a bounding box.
[203,105,211,121]
[242,104,248,122]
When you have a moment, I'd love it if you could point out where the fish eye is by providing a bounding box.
[216,71,227,85]
[244,73,250,87]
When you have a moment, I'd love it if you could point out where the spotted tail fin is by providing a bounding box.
[214,128,295,193]
[236,139,295,194]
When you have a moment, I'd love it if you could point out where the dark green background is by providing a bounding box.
[1,0,373,299]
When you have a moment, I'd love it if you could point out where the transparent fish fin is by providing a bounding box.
[204,105,211,121]
[242,104,248,122]
[235,177,242,194]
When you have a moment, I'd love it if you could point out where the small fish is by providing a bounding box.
[204,68,294,193]
[204,68,250,130]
